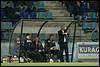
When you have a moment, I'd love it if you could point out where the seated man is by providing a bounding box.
[12,36,21,57]
[44,34,59,62]
[33,36,46,62]
[23,33,36,62]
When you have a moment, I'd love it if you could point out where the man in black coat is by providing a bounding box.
[58,25,69,62]
[33,36,46,62]
[23,34,36,62]
[44,34,59,62]
[44,34,56,51]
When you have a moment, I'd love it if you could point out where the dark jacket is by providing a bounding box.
[58,30,69,45]
[44,39,56,51]
[33,40,43,51]
[24,39,35,51]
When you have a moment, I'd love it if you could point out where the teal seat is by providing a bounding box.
[37,1,46,12]
[37,11,53,19]
[88,12,97,21]
[46,11,53,19]
[82,22,88,30]
[91,22,97,29]
[89,22,96,30]
[82,22,97,32]
[7,22,13,29]
[88,12,97,17]
[37,12,46,19]
[91,31,99,42]
[1,22,13,29]
[37,1,45,9]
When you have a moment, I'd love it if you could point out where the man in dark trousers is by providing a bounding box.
[44,34,59,62]
[33,36,46,62]
[58,25,69,62]
[23,33,36,62]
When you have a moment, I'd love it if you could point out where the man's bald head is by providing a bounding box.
[59,25,65,30]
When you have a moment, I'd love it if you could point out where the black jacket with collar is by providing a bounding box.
[44,39,56,51]
[58,30,69,45]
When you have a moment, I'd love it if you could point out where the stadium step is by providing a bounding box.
[44,1,70,17]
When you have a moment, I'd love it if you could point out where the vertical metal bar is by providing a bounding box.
[19,19,24,63]
[80,28,81,42]
[71,22,77,62]
[9,23,11,55]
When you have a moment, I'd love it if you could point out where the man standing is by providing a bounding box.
[58,25,69,62]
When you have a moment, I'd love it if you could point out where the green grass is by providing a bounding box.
[1,62,99,66]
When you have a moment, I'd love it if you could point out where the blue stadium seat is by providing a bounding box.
[1,32,4,40]
[20,11,24,18]
[1,9,4,18]
[1,9,6,18]
[30,12,36,19]
[91,31,99,42]
[2,32,11,40]
[20,11,29,19]
[24,12,29,19]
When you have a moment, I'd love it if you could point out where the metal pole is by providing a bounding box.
[9,25,11,55]
[19,19,24,63]
[71,21,77,62]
